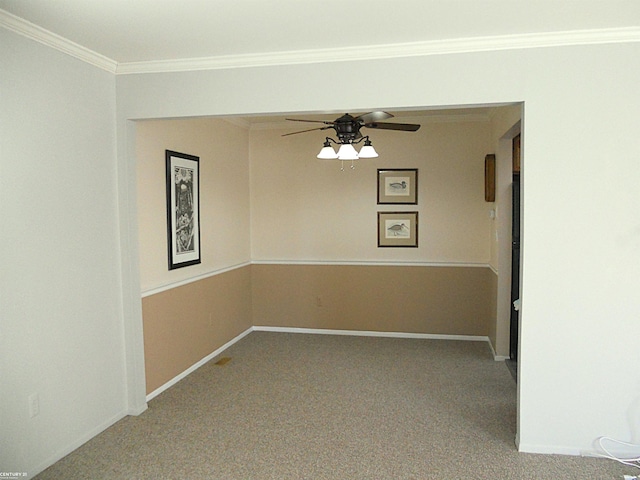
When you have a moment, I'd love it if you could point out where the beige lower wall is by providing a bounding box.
[252,264,494,336]
[143,263,495,394]
[142,266,252,394]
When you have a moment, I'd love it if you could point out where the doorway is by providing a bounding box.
[507,133,521,380]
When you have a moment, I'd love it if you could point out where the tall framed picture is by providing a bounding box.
[377,169,418,204]
[166,150,201,270]
[378,211,419,248]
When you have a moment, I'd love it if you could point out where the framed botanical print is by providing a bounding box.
[166,150,201,270]
[377,169,418,204]
[377,211,419,248]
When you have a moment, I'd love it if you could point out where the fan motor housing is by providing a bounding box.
[333,114,361,142]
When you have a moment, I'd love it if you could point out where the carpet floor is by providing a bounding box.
[36,332,632,479]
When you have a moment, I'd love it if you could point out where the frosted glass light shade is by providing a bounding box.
[337,143,359,160]
[358,144,378,158]
[317,145,338,159]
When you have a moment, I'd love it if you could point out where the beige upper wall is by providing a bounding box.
[137,112,510,282]
[250,114,494,263]
[136,117,251,292]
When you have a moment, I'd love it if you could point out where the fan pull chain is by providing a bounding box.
[339,159,358,171]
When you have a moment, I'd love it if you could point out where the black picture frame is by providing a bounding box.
[377,211,419,248]
[165,150,201,270]
[377,169,418,205]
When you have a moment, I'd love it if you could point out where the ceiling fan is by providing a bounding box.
[282,111,420,142]
[282,111,421,169]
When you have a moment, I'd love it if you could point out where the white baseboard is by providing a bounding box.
[253,325,490,343]
[518,442,582,456]
[581,437,640,461]
[485,339,509,361]
[127,403,148,416]
[146,327,253,402]
[147,325,495,404]
[28,327,256,477]
[29,410,127,479]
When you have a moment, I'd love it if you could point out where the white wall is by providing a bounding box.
[117,42,640,455]
[517,44,640,453]
[2,21,638,475]
[1,30,128,474]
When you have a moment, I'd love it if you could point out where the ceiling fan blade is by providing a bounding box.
[285,118,335,125]
[356,111,394,123]
[281,126,332,136]
[365,122,421,132]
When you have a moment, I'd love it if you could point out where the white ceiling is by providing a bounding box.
[2,1,637,122]
[1,0,638,64]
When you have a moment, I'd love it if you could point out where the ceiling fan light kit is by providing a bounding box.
[284,111,420,170]
[316,140,339,159]
[336,143,359,160]
[357,138,378,159]
[316,136,377,170]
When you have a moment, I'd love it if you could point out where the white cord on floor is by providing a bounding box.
[596,436,640,469]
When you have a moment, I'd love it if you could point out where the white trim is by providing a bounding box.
[141,261,251,297]
[251,259,490,268]
[145,327,253,402]
[486,339,508,361]
[144,326,492,405]
[0,10,118,73]
[115,27,640,74]
[414,113,491,124]
[141,261,491,298]
[221,117,252,129]
[2,10,637,75]
[253,325,490,343]
[518,443,582,456]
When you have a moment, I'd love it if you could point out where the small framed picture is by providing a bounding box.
[378,211,419,248]
[166,150,201,270]
[377,169,418,205]
[484,154,495,202]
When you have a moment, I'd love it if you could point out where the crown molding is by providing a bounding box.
[405,113,491,124]
[2,8,638,76]
[220,117,252,129]
[116,27,640,75]
[0,9,117,73]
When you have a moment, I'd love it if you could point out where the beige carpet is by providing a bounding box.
[36,332,631,479]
